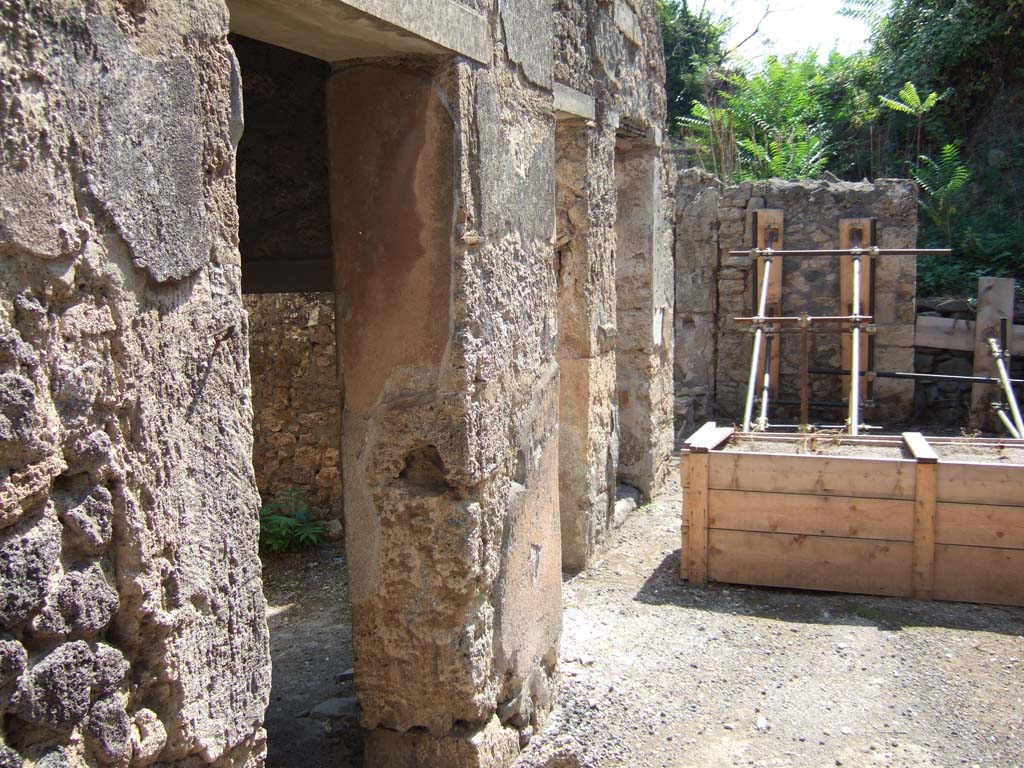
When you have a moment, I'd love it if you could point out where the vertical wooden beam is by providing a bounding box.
[840,218,874,399]
[754,210,784,398]
[969,277,1016,430]
[683,450,710,586]
[904,431,937,600]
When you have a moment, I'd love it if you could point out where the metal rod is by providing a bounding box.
[771,398,850,408]
[808,367,1024,385]
[734,315,872,324]
[849,249,862,435]
[1000,317,1010,409]
[995,406,1022,439]
[800,319,809,432]
[988,336,1024,437]
[867,239,877,402]
[742,252,773,432]
[757,334,773,430]
[752,423,884,431]
[729,247,952,257]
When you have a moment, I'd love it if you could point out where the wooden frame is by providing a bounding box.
[681,423,1024,606]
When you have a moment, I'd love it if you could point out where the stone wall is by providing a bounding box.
[552,0,675,571]
[0,2,269,766]
[675,174,918,435]
[244,293,342,519]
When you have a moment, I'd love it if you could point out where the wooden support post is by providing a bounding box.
[754,210,783,398]
[681,422,731,585]
[904,431,937,600]
[840,218,874,400]
[684,451,709,586]
[970,277,1016,431]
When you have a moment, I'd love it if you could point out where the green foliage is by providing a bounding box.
[663,0,1024,296]
[911,143,970,244]
[679,54,836,181]
[258,489,324,553]
[878,81,941,118]
[658,1,728,134]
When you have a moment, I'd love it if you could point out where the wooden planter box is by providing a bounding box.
[680,423,1024,606]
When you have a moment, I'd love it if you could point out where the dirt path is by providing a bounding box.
[516,473,1024,768]
[262,542,360,768]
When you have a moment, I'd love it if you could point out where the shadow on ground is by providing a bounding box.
[635,548,1024,636]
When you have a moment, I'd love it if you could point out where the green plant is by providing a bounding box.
[258,488,324,552]
[879,81,942,161]
[911,142,970,244]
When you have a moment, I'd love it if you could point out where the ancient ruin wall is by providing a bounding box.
[553,0,675,570]
[674,174,918,434]
[244,293,342,519]
[0,2,269,766]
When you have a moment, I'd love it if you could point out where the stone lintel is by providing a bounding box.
[227,0,490,64]
[553,82,596,122]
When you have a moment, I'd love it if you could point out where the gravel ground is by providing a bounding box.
[261,467,1024,768]
[516,469,1024,768]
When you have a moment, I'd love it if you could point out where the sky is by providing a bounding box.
[695,0,874,60]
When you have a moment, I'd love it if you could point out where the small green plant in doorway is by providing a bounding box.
[258,488,325,552]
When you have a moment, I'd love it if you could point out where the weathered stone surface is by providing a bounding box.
[129,708,167,767]
[58,486,114,555]
[0,640,27,711]
[0,516,61,628]
[14,641,95,733]
[32,563,119,638]
[0,745,23,768]
[85,695,132,765]
[1,2,269,765]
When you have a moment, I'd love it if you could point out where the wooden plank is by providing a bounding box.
[933,544,1024,606]
[915,314,1024,352]
[709,452,916,500]
[840,218,873,398]
[683,421,733,452]
[679,526,688,578]
[912,461,937,599]
[936,502,1024,549]
[683,452,709,585]
[754,209,783,399]
[914,314,975,352]
[708,489,913,541]
[970,277,1016,430]
[707,529,913,597]
[937,462,1024,506]
[902,432,938,463]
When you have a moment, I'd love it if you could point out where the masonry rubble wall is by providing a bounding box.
[0,2,270,766]
[244,293,342,519]
[553,0,674,571]
[674,172,918,435]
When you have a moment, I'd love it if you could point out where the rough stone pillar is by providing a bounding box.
[326,59,562,766]
[0,4,270,766]
[555,121,618,572]
[614,144,674,499]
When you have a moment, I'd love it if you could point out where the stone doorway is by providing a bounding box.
[231,34,358,767]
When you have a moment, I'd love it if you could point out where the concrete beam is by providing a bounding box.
[227,0,490,64]
[553,82,595,121]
